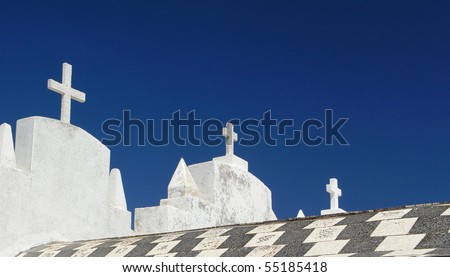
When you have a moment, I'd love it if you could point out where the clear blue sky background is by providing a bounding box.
[0,1,449,220]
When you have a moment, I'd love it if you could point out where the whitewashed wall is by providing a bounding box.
[0,117,133,256]
[135,157,277,234]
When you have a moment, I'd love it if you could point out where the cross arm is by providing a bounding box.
[47,79,86,103]
[326,184,342,196]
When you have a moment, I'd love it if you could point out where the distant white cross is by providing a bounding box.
[326,178,342,210]
[47,63,86,124]
[222,122,238,155]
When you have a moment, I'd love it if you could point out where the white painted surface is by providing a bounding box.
[111,238,142,248]
[135,158,276,235]
[106,245,136,257]
[39,251,60,257]
[195,160,276,225]
[73,240,107,250]
[0,117,133,256]
[320,208,347,216]
[370,218,418,237]
[322,253,355,257]
[192,236,229,251]
[367,209,411,221]
[153,233,185,243]
[303,226,346,243]
[247,223,285,234]
[375,234,426,252]
[109,169,128,211]
[197,228,232,238]
[297,209,305,218]
[246,245,285,257]
[212,122,248,170]
[244,231,284,248]
[222,122,238,156]
[304,218,345,229]
[320,178,346,215]
[213,154,248,171]
[146,241,180,256]
[167,158,198,198]
[304,240,349,256]
[383,248,434,257]
[441,207,450,216]
[135,200,213,234]
[153,253,177,257]
[196,249,228,257]
[0,123,16,167]
[47,63,86,124]
[44,243,70,252]
[328,178,341,210]
[72,248,96,257]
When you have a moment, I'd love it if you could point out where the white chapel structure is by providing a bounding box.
[0,63,277,256]
[135,122,276,234]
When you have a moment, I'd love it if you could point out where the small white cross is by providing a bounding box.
[321,178,346,215]
[222,122,238,155]
[47,63,86,124]
[327,178,342,210]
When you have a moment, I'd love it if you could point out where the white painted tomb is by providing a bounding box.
[135,123,276,234]
[320,178,346,215]
[0,63,133,256]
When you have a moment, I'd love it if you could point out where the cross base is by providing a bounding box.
[213,154,248,171]
[320,208,346,216]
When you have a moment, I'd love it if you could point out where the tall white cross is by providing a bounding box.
[222,122,238,156]
[326,178,342,210]
[47,63,86,124]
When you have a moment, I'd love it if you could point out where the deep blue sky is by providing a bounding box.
[1,1,449,220]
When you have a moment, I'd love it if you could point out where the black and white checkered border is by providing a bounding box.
[18,203,450,257]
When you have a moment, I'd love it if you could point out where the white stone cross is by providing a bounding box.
[47,63,86,124]
[222,122,238,155]
[327,178,341,210]
[321,178,346,215]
